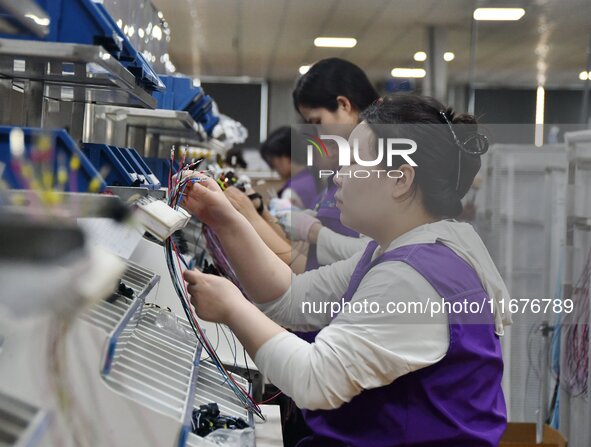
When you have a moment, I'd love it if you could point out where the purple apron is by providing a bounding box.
[279,168,319,210]
[305,179,359,271]
[298,240,507,446]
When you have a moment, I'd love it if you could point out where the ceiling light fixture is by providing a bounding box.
[444,52,455,62]
[535,86,545,147]
[473,8,525,21]
[314,37,357,48]
[391,68,426,78]
[413,51,427,62]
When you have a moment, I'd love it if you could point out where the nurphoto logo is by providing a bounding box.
[305,134,418,179]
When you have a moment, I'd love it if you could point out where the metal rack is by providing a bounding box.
[0,38,155,142]
[483,144,567,422]
[80,260,159,363]
[0,391,48,447]
[0,0,50,38]
[0,38,155,106]
[80,260,252,446]
[83,104,207,157]
[1,190,128,219]
[558,130,591,447]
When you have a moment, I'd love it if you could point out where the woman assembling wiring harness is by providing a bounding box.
[182,94,510,447]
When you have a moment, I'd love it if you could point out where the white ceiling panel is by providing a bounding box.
[152,0,591,87]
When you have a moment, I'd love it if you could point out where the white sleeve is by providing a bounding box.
[316,227,370,265]
[254,261,450,410]
[280,187,304,209]
[254,253,361,331]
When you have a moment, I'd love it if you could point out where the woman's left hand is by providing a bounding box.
[183,268,246,325]
[224,186,261,222]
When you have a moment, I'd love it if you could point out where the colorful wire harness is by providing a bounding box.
[164,153,263,419]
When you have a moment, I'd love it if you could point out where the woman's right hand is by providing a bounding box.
[182,176,237,230]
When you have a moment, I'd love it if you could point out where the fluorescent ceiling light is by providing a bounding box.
[413,51,427,62]
[579,71,590,81]
[299,65,311,75]
[314,37,357,48]
[473,8,525,21]
[535,86,545,147]
[444,52,455,62]
[391,68,426,78]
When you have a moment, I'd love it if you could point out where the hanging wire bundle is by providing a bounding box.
[164,149,263,419]
[562,247,590,397]
[201,224,242,289]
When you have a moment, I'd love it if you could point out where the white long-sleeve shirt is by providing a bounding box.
[254,220,511,411]
[316,227,370,266]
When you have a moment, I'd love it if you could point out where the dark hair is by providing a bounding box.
[225,147,247,169]
[260,126,308,166]
[360,94,484,218]
[292,58,379,114]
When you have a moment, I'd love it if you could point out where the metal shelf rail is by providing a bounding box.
[81,260,252,446]
[0,391,48,447]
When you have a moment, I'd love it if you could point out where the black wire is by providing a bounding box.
[243,347,252,383]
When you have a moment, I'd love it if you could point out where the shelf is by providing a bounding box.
[103,306,200,422]
[0,391,48,447]
[80,260,253,446]
[0,0,50,38]
[0,38,155,108]
[81,260,158,332]
[568,216,591,231]
[1,190,129,219]
[90,105,205,140]
[495,214,545,228]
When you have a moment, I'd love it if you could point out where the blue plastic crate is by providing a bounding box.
[0,0,163,92]
[154,75,220,136]
[144,157,179,186]
[83,143,161,190]
[0,126,106,193]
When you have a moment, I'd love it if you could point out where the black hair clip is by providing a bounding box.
[439,110,489,191]
[439,111,489,156]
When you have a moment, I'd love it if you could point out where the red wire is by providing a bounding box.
[170,240,261,410]
[257,390,283,405]
[168,177,262,412]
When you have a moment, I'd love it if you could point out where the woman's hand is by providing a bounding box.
[183,268,247,325]
[181,176,237,230]
[277,209,320,242]
[184,268,286,359]
[224,186,261,222]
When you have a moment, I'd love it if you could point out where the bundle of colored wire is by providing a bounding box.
[165,164,263,419]
[202,225,242,290]
[562,247,590,397]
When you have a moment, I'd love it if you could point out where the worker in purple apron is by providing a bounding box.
[260,126,319,210]
[183,93,510,447]
[285,58,379,272]
[276,58,379,445]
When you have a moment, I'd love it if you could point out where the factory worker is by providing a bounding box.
[221,59,377,279]
[260,126,319,210]
[182,93,511,447]
[290,57,378,269]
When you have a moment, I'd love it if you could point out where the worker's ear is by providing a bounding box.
[336,96,353,114]
[391,165,415,199]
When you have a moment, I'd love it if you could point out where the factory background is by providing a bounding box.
[0,0,590,446]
